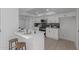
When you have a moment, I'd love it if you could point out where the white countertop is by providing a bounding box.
[14,32,33,39]
[14,31,44,39]
[14,30,45,50]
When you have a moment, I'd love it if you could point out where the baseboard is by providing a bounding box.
[59,38,75,42]
[46,37,58,40]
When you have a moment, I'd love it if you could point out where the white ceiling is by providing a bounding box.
[19,8,76,16]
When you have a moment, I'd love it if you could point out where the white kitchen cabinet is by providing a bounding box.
[34,27,39,31]
[47,17,59,23]
[25,17,35,29]
[46,28,58,40]
[29,19,35,29]
[35,18,41,23]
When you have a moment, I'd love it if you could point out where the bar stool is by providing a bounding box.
[15,42,26,50]
[9,38,18,50]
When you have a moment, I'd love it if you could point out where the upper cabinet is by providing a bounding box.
[35,17,41,23]
[34,17,59,23]
[47,17,59,23]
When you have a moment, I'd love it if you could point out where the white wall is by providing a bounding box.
[25,16,31,29]
[0,8,1,46]
[77,9,79,48]
[19,15,35,30]
[19,15,26,28]
[0,8,19,50]
[0,8,1,32]
[59,16,76,42]
[76,8,79,49]
[0,8,1,30]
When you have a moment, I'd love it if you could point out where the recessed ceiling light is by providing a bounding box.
[46,12,56,15]
[46,9,49,11]
[36,12,39,14]
[37,14,43,16]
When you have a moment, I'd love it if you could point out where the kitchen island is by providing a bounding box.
[14,31,44,50]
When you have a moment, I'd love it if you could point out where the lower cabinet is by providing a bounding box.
[46,28,58,40]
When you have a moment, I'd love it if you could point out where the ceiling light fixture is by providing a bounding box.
[36,12,39,14]
[37,13,44,16]
[46,12,56,15]
[46,9,49,11]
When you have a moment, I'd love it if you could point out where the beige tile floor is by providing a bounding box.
[45,38,76,50]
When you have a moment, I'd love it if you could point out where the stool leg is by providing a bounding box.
[15,48,17,50]
[15,42,16,49]
[16,48,20,50]
[25,45,26,50]
[9,42,10,50]
[22,48,23,50]
[19,48,20,50]
[11,42,12,50]
[15,41,18,49]
[9,42,12,50]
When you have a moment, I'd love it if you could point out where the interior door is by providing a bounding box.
[59,16,76,41]
[0,8,1,47]
[0,9,1,36]
[77,8,79,49]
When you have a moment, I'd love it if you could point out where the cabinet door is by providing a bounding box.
[46,28,58,40]
[46,28,52,38]
[51,29,58,40]
[35,18,41,23]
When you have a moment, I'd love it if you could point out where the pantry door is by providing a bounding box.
[76,8,79,49]
[0,8,1,47]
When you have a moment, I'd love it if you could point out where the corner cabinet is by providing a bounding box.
[46,28,59,40]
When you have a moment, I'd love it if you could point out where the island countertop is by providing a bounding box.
[14,31,33,39]
[14,31,45,50]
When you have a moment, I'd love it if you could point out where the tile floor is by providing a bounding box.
[45,38,76,50]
